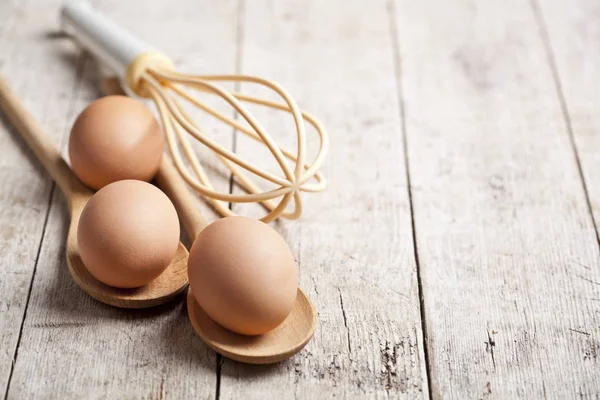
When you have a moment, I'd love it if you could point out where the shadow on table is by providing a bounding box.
[220,358,286,377]
[35,210,215,371]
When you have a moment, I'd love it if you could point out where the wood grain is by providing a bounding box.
[535,1,600,233]
[3,0,239,398]
[221,0,428,398]
[393,0,600,397]
[532,2,600,397]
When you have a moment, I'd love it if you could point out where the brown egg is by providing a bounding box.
[69,95,163,190]
[188,217,298,335]
[78,180,180,288]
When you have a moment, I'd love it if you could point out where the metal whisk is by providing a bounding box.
[62,1,328,222]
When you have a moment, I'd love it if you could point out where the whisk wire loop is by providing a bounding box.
[171,86,328,191]
[142,67,328,222]
[157,71,304,182]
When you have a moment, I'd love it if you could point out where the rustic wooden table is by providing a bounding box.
[1,0,599,398]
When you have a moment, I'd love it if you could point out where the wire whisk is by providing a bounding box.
[62,1,328,223]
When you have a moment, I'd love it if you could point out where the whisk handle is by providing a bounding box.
[61,1,154,78]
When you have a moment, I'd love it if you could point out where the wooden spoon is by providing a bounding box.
[156,156,318,364]
[0,76,188,308]
[186,287,316,364]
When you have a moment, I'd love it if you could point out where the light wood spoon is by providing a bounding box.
[156,156,318,364]
[0,76,188,308]
[187,287,317,364]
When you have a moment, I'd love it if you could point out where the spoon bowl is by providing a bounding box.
[0,76,189,309]
[67,192,189,308]
[156,157,319,363]
[187,287,317,364]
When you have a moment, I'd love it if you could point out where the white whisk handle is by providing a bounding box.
[60,0,154,78]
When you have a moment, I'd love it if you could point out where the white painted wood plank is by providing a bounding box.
[536,1,600,234]
[220,0,427,398]
[4,0,240,397]
[0,0,85,394]
[393,0,600,398]
[532,3,600,398]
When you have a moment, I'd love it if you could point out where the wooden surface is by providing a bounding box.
[0,0,599,399]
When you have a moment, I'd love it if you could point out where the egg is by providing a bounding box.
[77,180,180,288]
[188,216,298,335]
[68,95,163,190]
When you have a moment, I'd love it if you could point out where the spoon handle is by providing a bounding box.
[0,76,85,204]
[156,156,208,239]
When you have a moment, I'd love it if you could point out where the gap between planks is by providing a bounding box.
[529,0,600,249]
[387,0,433,398]
[2,51,88,400]
[2,185,55,400]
